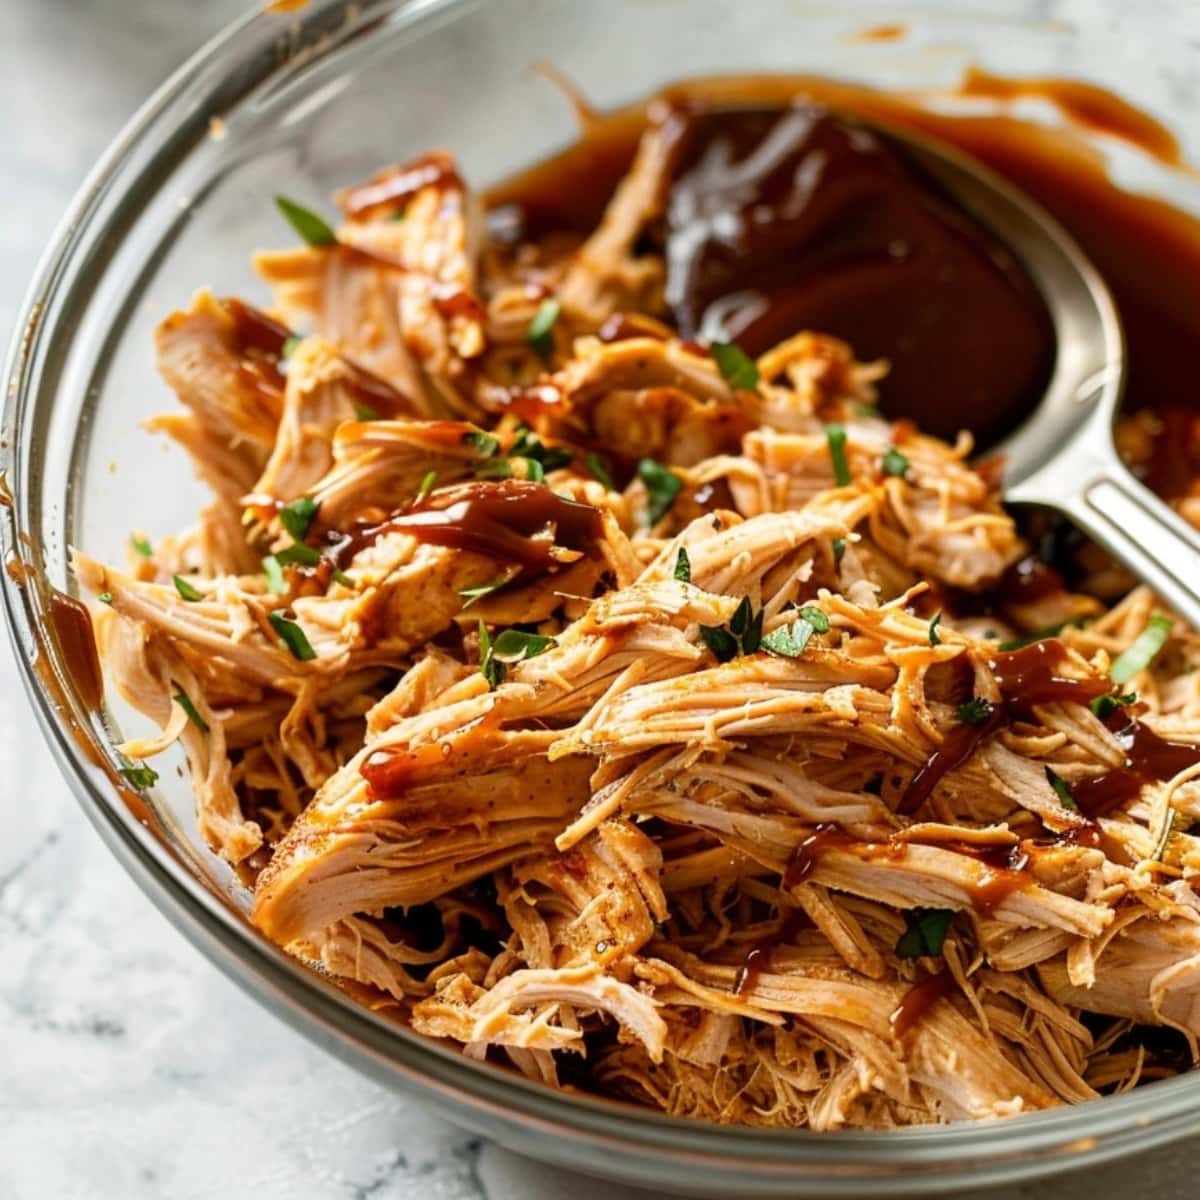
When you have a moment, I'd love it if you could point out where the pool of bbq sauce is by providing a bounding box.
[486,70,1200,500]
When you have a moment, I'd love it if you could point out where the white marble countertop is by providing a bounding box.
[2,3,1198,1197]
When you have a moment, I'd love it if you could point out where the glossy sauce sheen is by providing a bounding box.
[890,969,955,1038]
[732,908,808,996]
[489,73,1200,491]
[49,589,104,712]
[336,479,603,576]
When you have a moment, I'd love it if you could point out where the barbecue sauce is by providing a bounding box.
[732,908,808,996]
[890,969,955,1038]
[48,588,104,713]
[489,72,1200,494]
[333,479,603,576]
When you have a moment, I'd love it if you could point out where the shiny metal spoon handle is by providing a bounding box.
[1007,397,1200,631]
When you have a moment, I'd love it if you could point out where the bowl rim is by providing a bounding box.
[5,0,1200,1192]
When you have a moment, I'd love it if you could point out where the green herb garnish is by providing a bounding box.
[832,537,847,566]
[928,612,942,646]
[729,596,763,654]
[130,533,153,558]
[957,697,995,725]
[263,555,286,595]
[997,617,1086,651]
[1152,811,1180,864]
[699,624,740,663]
[527,298,561,359]
[353,401,379,421]
[275,542,322,567]
[172,574,202,602]
[797,605,830,634]
[1109,615,1172,686]
[275,195,337,246]
[881,447,910,478]
[173,690,209,733]
[895,908,954,959]
[416,470,437,502]
[118,754,159,791]
[281,335,302,359]
[510,427,573,474]
[585,453,613,491]
[1045,767,1078,811]
[279,496,318,541]
[761,619,816,659]
[268,610,317,661]
[463,430,501,458]
[1090,692,1138,720]
[459,574,515,607]
[637,458,681,526]
[97,592,113,605]
[825,423,851,487]
[710,341,759,391]
[673,547,691,583]
[478,621,555,688]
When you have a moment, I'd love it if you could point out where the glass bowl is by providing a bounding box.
[6,1,1200,1194]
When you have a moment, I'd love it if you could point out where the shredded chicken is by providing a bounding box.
[78,131,1200,1131]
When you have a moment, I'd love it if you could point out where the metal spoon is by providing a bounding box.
[878,121,1200,630]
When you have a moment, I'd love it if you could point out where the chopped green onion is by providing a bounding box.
[710,341,759,391]
[1109,615,1173,685]
[832,537,847,566]
[584,453,613,491]
[130,533,153,558]
[353,401,379,421]
[173,690,209,733]
[263,555,286,594]
[699,624,739,663]
[281,335,302,359]
[637,458,681,526]
[475,459,513,480]
[97,592,113,605]
[331,568,353,587]
[797,606,829,634]
[279,496,318,541]
[519,457,545,483]
[1045,767,1078,811]
[463,430,500,458]
[268,610,317,661]
[274,195,337,246]
[172,574,202,602]
[275,542,322,567]
[510,427,573,474]
[1090,692,1138,720]
[527,298,561,359]
[416,470,437,502]
[673,547,691,583]
[928,612,942,646]
[881,447,910,478]
[895,908,954,958]
[825,423,851,487]
[957,697,995,725]
[762,619,816,659]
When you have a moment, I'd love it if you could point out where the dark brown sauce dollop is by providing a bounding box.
[732,908,808,996]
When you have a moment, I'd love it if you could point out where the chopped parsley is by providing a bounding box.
[130,533,153,558]
[825,423,851,487]
[458,573,516,607]
[703,597,764,661]
[1045,767,1078,811]
[895,908,954,958]
[463,429,500,458]
[928,612,942,646]
[832,537,847,566]
[279,496,318,541]
[274,195,337,246]
[527,298,561,359]
[674,547,691,583]
[415,470,437,502]
[173,690,209,733]
[268,610,317,661]
[761,619,816,659]
[172,574,202,602]
[262,555,286,595]
[956,697,995,725]
[699,624,740,662]
[478,621,556,688]
[637,458,682,526]
[881,447,910,478]
[1090,691,1138,720]
[797,605,829,634]
[585,453,613,490]
[117,753,158,791]
[97,592,113,605]
[1109,615,1172,686]
[710,340,759,391]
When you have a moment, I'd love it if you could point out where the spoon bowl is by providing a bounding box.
[875,118,1200,629]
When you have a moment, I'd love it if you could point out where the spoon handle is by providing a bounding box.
[1070,465,1200,629]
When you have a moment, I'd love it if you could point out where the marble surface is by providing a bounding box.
[2,3,1199,1198]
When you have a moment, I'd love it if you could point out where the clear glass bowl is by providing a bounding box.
[6,1,1200,1194]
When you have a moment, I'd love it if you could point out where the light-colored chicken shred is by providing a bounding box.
[76,130,1200,1131]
